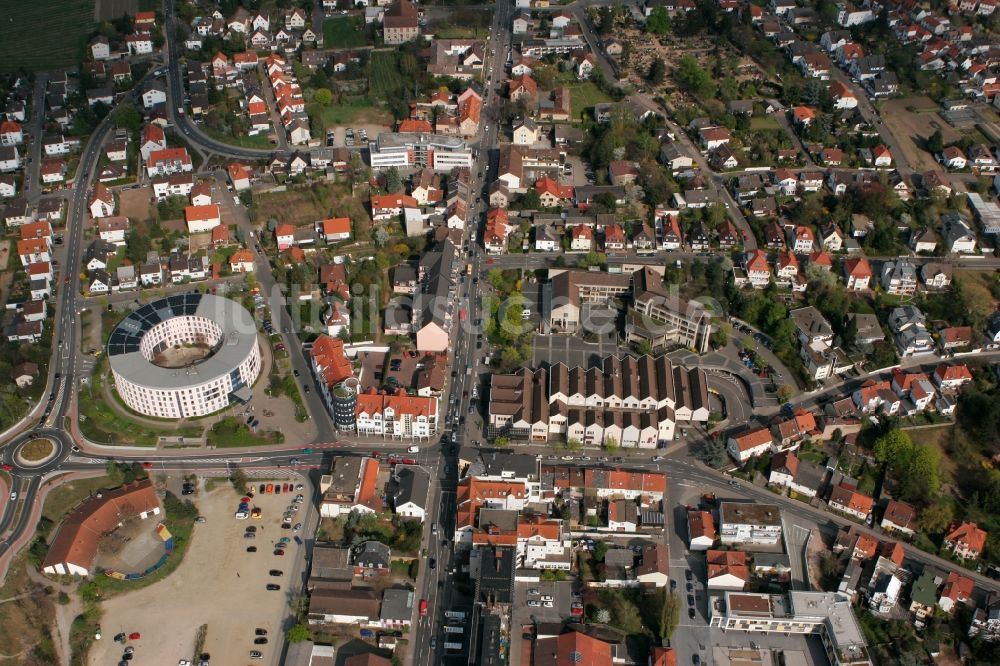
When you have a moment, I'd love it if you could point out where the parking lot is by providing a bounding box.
[513,579,577,624]
[89,476,310,666]
[531,328,618,369]
[324,124,385,148]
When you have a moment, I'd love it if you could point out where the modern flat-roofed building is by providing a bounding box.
[719,502,783,545]
[711,591,872,666]
[369,132,473,171]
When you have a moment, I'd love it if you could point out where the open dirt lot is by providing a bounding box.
[881,97,962,173]
[118,186,156,223]
[88,477,308,666]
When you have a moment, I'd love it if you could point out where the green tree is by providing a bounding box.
[385,166,402,193]
[287,624,311,643]
[495,436,510,447]
[593,540,609,562]
[313,88,333,106]
[927,129,944,154]
[920,502,953,535]
[873,428,914,466]
[648,57,666,85]
[566,437,583,451]
[603,436,619,452]
[675,55,712,97]
[113,102,143,132]
[661,592,681,639]
[646,6,672,34]
[776,385,795,403]
[519,188,542,210]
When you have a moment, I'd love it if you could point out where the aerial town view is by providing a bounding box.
[8,0,1000,665]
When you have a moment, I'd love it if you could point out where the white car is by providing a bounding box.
[541,595,553,602]
[544,601,554,608]
[527,600,541,607]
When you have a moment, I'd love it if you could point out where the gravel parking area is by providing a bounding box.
[89,477,307,666]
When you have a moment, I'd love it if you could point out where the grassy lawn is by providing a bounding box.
[323,16,367,48]
[20,438,55,461]
[750,115,781,130]
[907,424,958,483]
[567,81,612,122]
[369,51,407,100]
[202,126,275,149]
[0,0,93,72]
[313,98,392,128]
[207,416,284,447]
[78,372,200,446]
[42,475,116,523]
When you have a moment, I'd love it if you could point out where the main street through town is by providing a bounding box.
[6,2,1000,666]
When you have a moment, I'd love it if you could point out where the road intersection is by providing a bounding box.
[6,3,1000,666]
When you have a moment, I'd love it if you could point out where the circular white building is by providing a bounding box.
[107,294,262,419]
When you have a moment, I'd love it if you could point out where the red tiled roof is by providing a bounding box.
[941,571,974,604]
[732,426,772,451]
[845,256,872,278]
[311,335,353,388]
[745,249,769,273]
[184,204,220,222]
[41,480,160,573]
[321,217,352,236]
[946,522,987,555]
[688,510,715,540]
[398,119,432,133]
[830,484,873,514]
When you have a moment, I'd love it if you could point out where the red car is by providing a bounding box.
[2,464,13,471]
[273,549,285,556]
[64,276,70,284]
[142,462,153,469]
[485,258,496,265]
[128,632,141,640]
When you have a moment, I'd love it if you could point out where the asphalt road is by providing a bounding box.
[411,1,516,663]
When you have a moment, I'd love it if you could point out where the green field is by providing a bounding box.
[312,97,392,129]
[0,0,94,72]
[750,115,781,130]
[323,16,368,48]
[567,81,613,121]
[368,51,407,99]
[202,125,274,149]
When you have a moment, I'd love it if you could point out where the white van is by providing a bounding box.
[407,445,419,453]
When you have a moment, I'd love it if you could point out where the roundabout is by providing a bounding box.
[3,429,73,476]
[16,437,56,465]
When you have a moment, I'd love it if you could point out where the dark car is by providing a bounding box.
[246,546,257,553]
[254,638,268,645]
[255,629,268,636]
[687,595,694,606]
[429,558,436,570]
[274,549,285,556]
[269,569,283,576]
[685,570,693,582]
[266,584,280,590]
[688,608,696,619]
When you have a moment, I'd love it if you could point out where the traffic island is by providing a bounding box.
[15,437,58,467]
